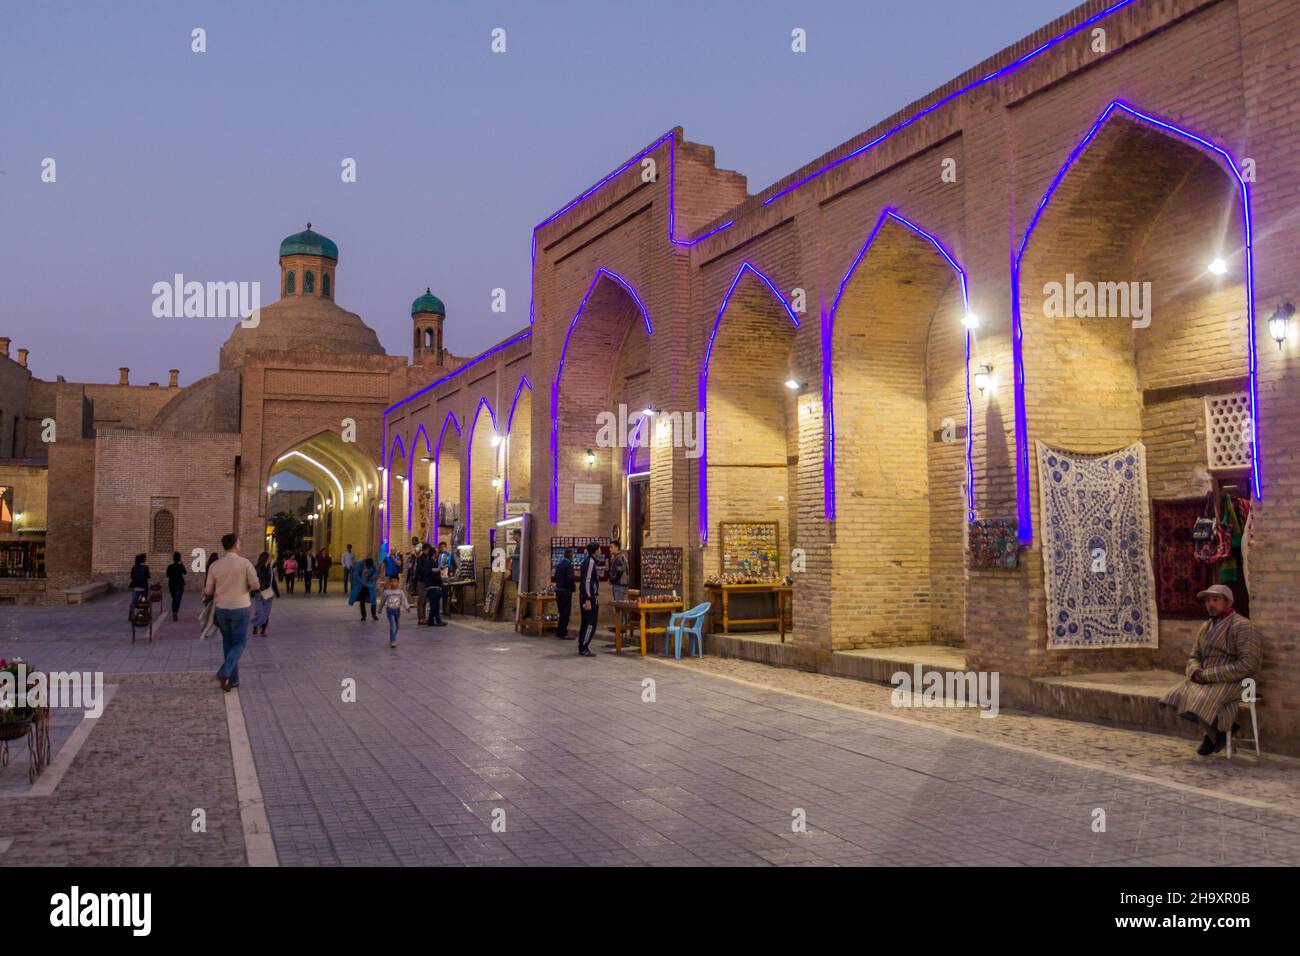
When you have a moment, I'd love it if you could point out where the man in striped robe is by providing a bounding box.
[1159,584,1262,756]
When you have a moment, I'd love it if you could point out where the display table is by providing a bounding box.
[444,579,476,615]
[516,592,558,636]
[612,599,683,656]
[705,583,794,641]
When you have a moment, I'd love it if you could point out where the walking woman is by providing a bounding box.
[128,553,150,621]
[252,551,279,635]
[166,551,187,621]
[282,553,298,594]
[349,557,380,621]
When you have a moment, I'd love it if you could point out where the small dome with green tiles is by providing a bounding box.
[411,288,446,316]
[279,224,338,262]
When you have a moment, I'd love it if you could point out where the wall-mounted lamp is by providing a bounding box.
[1208,257,1228,276]
[641,406,655,417]
[784,379,804,391]
[266,485,273,495]
[1268,302,1294,350]
[490,434,503,447]
[962,312,980,330]
[13,512,22,524]
[585,449,596,468]
[973,364,994,395]
[491,476,501,489]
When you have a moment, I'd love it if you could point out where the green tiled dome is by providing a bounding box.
[411,288,446,315]
[279,224,338,262]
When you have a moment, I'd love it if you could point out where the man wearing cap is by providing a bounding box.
[1159,583,1262,756]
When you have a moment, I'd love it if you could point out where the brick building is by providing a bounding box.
[0,224,470,601]
[383,0,1300,746]
[2,0,1294,747]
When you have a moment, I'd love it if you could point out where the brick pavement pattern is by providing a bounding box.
[1,594,1297,866]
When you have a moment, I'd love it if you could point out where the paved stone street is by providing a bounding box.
[1,594,1297,866]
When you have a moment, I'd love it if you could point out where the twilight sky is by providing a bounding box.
[1,0,1081,386]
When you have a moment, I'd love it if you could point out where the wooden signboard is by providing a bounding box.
[639,547,683,597]
[719,521,780,580]
[484,571,506,618]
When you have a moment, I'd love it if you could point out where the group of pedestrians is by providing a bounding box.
[277,547,337,594]
[351,541,456,647]
[552,540,623,657]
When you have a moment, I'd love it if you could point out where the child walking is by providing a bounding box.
[381,575,410,648]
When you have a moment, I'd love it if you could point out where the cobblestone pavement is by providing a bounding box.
[1,593,1297,866]
[0,671,246,866]
[654,655,1300,815]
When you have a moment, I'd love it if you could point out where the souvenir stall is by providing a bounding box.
[704,521,793,640]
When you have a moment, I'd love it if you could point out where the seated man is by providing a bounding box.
[1159,584,1261,756]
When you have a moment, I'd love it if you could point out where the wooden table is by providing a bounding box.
[612,600,683,656]
[516,592,558,636]
[705,583,794,641]
[444,579,476,615]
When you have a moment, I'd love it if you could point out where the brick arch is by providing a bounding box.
[824,208,972,523]
[433,411,462,547]
[504,376,532,515]
[1011,100,1259,544]
[407,423,434,541]
[826,209,970,648]
[699,262,800,542]
[466,397,500,551]
[549,268,653,522]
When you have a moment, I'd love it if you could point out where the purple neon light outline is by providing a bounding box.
[405,423,434,538]
[626,414,649,475]
[394,0,1146,544]
[502,375,533,516]
[431,411,462,547]
[549,268,655,523]
[465,396,500,543]
[823,209,973,524]
[698,262,802,542]
[521,0,1140,273]
[380,328,532,550]
[384,433,407,548]
[1010,99,1260,544]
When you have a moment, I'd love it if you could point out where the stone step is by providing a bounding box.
[64,581,110,605]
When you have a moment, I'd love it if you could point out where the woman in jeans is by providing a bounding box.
[252,551,278,635]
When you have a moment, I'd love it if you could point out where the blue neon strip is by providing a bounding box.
[822,209,972,524]
[549,269,654,523]
[503,375,533,516]
[699,262,801,542]
[1010,99,1260,544]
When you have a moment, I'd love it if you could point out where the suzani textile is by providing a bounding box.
[1036,442,1158,649]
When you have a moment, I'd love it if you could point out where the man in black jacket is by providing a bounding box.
[553,549,575,640]
[417,545,446,627]
[577,542,600,657]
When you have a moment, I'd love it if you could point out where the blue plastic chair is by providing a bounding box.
[663,602,711,659]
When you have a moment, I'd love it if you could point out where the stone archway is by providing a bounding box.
[828,211,971,649]
[1014,104,1252,669]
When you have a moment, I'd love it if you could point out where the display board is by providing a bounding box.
[719,522,780,580]
[639,547,683,597]
[484,570,506,618]
[550,536,611,581]
[966,517,1019,570]
[453,545,475,582]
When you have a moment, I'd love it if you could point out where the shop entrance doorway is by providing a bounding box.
[627,474,650,588]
